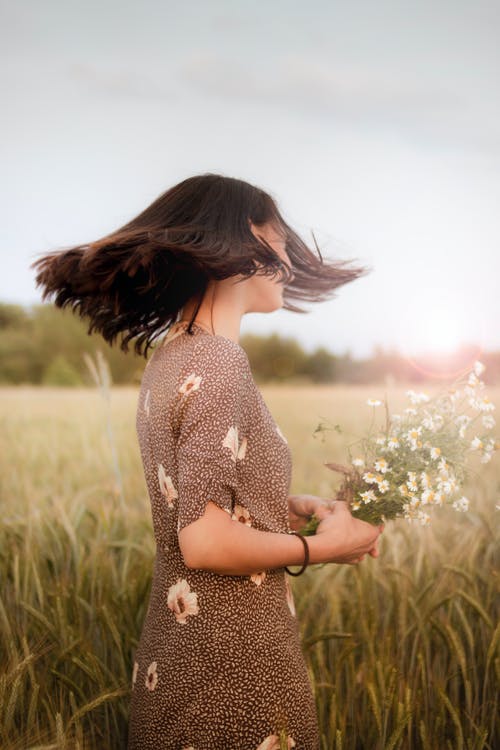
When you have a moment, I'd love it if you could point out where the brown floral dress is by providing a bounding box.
[127,321,320,750]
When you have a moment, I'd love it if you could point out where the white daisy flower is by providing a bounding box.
[417,511,431,526]
[437,458,450,476]
[352,457,365,467]
[467,372,481,388]
[452,496,469,512]
[360,490,377,504]
[387,436,400,450]
[473,361,485,376]
[470,437,483,451]
[421,489,436,505]
[429,446,442,460]
[420,472,431,489]
[477,397,495,413]
[439,478,457,495]
[422,416,436,430]
[454,414,472,438]
[406,390,430,404]
[377,479,390,493]
[367,399,382,407]
[482,414,495,429]
[405,427,422,450]
[362,472,378,484]
[434,415,444,429]
[374,458,389,473]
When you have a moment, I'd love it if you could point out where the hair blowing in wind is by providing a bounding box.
[30,173,370,358]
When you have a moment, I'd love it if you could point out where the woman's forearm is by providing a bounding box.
[178,501,324,574]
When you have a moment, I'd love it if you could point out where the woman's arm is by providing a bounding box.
[178,499,382,575]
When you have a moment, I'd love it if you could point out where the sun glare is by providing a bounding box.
[421,319,463,354]
[400,316,464,359]
[400,312,485,380]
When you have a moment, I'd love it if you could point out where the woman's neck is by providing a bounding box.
[180,284,243,344]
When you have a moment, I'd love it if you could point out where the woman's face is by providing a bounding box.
[244,220,294,313]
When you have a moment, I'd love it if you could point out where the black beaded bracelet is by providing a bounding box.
[285,531,310,576]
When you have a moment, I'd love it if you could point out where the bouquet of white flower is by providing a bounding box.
[301,360,499,534]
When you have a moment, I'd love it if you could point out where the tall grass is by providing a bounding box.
[0,382,498,749]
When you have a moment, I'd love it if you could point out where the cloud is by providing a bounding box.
[68,62,178,101]
[179,53,500,156]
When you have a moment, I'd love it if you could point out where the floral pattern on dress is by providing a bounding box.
[167,578,199,624]
[179,372,202,396]
[250,571,267,586]
[145,661,158,691]
[223,425,247,461]
[144,389,150,418]
[284,575,296,617]
[257,735,296,749]
[276,425,288,444]
[231,503,251,526]
[158,464,178,509]
[132,660,139,688]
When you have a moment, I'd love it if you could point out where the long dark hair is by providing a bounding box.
[30,173,370,358]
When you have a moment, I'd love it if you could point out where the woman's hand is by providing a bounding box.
[308,500,384,565]
[287,494,335,531]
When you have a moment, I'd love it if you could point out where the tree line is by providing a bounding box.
[1,302,499,386]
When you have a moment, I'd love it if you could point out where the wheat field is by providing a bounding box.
[1,382,499,749]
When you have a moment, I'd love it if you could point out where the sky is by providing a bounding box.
[2,0,499,358]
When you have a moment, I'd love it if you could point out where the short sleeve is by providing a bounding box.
[174,339,249,532]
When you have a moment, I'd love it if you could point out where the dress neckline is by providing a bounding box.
[163,320,248,356]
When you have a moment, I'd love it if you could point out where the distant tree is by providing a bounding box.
[1,301,499,385]
[0,302,31,329]
[302,347,336,382]
[241,332,308,382]
[42,355,83,386]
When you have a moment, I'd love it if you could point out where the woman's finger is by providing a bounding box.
[314,504,334,521]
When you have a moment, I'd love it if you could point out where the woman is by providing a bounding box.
[31,173,383,749]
